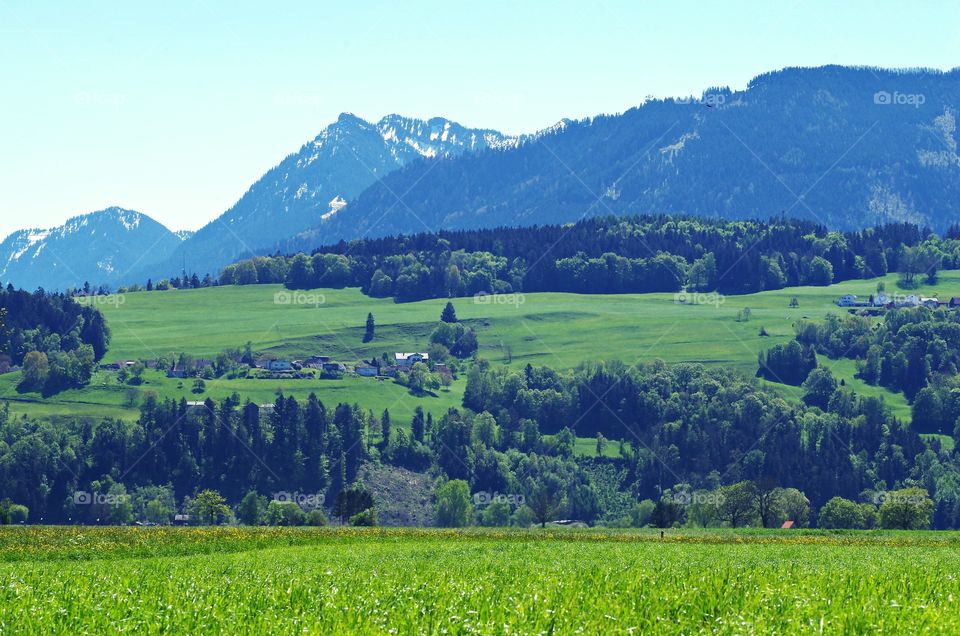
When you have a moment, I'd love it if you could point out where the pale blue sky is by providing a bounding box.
[0,0,957,238]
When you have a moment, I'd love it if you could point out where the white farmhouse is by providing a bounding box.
[895,294,921,307]
[395,352,429,368]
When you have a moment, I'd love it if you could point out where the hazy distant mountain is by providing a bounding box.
[139,114,516,280]
[291,66,959,249]
[0,207,185,291]
[11,66,960,292]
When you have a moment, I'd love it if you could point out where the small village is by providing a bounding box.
[98,351,455,415]
[101,351,450,383]
[835,292,960,310]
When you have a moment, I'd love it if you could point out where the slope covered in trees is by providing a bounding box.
[0,286,110,392]
[4,356,960,528]
[214,215,949,301]
[781,306,960,436]
[303,66,960,243]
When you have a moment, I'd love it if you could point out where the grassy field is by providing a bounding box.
[1,526,958,633]
[0,369,466,426]
[89,272,960,375]
[6,271,958,430]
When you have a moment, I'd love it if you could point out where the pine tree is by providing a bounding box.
[441,301,457,323]
[364,313,375,343]
[380,409,391,447]
[411,407,425,443]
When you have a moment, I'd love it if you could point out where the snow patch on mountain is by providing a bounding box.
[128,113,521,282]
[8,230,50,261]
[322,196,347,221]
[0,207,182,291]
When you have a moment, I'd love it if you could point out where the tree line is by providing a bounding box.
[0,285,110,393]
[775,304,960,437]
[200,215,959,301]
[461,358,960,526]
[4,352,959,528]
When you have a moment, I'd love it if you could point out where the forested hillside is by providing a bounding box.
[0,287,109,394]
[767,307,960,436]
[4,358,960,528]
[305,66,960,244]
[215,215,951,300]
[134,114,515,282]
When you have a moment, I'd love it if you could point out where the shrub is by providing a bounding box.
[879,488,934,530]
[306,509,328,526]
[265,501,306,526]
[349,508,377,527]
[818,497,863,529]
[435,480,472,528]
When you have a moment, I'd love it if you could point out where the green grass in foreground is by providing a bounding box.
[0,526,957,634]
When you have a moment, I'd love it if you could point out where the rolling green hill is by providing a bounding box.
[7,271,960,435]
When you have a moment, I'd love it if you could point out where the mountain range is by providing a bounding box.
[3,65,959,292]
[300,66,960,247]
[133,114,517,281]
[0,208,187,292]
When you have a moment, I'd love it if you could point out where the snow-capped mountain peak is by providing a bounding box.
[133,113,514,280]
[0,207,184,290]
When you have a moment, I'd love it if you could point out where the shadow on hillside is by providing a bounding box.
[14,380,81,399]
[393,381,439,399]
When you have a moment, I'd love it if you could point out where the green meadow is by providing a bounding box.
[2,526,959,634]
[92,272,958,378]
[6,271,959,433]
[0,369,466,426]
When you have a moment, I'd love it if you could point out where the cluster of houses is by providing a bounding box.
[99,351,450,382]
[184,400,277,417]
[393,352,451,379]
[168,360,214,378]
[100,358,217,378]
[835,293,960,310]
[214,351,445,380]
[256,356,345,377]
[254,352,448,380]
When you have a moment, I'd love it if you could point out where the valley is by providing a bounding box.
[9,271,955,428]
[4,5,959,632]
